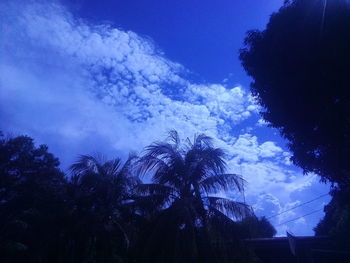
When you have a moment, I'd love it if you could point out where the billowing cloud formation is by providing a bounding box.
[0,0,330,235]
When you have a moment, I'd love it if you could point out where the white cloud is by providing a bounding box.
[0,0,331,236]
[226,134,283,163]
[1,0,257,157]
[257,118,268,126]
[259,141,283,158]
[186,84,254,123]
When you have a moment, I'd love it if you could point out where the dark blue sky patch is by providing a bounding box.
[62,0,284,83]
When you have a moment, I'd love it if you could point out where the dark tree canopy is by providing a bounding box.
[1,133,273,263]
[314,185,350,249]
[134,131,254,263]
[240,0,350,185]
[0,134,66,262]
[238,216,276,239]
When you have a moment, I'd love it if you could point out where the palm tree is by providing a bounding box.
[66,154,140,263]
[135,130,253,263]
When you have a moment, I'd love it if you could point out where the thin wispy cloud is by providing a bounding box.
[0,0,330,235]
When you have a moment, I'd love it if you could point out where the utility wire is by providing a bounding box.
[266,193,329,219]
[277,208,324,226]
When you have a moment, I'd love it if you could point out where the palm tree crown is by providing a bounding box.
[67,154,140,262]
[137,130,252,220]
[135,131,253,263]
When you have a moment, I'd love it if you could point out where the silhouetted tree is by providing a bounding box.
[66,155,140,263]
[238,216,276,238]
[0,134,67,263]
[135,131,253,263]
[240,0,350,185]
[240,0,350,246]
[314,186,350,249]
[0,133,272,263]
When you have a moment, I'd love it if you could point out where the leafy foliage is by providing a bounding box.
[240,0,350,185]
[240,0,350,249]
[314,186,350,249]
[135,130,254,263]
[0,132,273,263]
[0,134,66,262]
[66,154,141,262]
[237,216,277,238]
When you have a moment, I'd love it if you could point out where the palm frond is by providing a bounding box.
[193,133,214,148]
[136,154,169,177]
[137,142,185,188]
[207,206,235,225]
[70,155,101,176]
[165,198,201,227]
[186,147,227,182]
[119,153,138,176]
[185,136,194,148]
[144,142,184,164]
[153,165,184,189]
[206,197,253,220]
[167,129,180,147]
[202,147,227,175]
[134,183,177,197]
[200,174,245,194]
[103,158,122,176]
[131,194,172,212]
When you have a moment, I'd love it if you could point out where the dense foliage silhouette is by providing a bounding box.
[240,0,350,249]
[238,216,276,239]
[135,131,254,263]
[66,155,140,262]
[0,134,67,262]
[314,186,350,249]
[240,0,350,185]
[0,132,275,263]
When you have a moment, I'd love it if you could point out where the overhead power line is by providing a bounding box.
[277,208,324,226]
[266,193,329,220]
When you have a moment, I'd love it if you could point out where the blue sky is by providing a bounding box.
[0,0,331,235]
